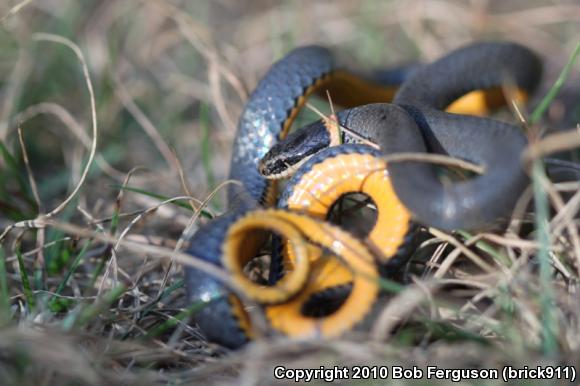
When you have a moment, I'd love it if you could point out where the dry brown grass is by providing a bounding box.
[0,0,579,385]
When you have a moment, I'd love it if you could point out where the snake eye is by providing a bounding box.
[257,160,270,176]
[258,152,288,178]
[260,121,333,178]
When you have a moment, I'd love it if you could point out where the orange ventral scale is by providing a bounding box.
[285,152,412,262]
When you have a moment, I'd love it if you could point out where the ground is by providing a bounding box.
[0,1,579,385]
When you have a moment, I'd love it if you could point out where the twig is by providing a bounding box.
[31,33,97,218]
[429,228,496,273]
[113,73,177,170]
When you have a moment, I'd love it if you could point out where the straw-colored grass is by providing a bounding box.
[0,1,579,385]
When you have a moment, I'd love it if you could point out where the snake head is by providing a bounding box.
[258,120,334,179]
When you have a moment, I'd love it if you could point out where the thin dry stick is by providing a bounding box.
[1,34,98,242]
[17,126,42,212]
[89,204,209,226]
[460,286,497,313]
[422,242,448,277]
[42,219,233,288]
[0,0,34,22]
[98,196,196,295]
[77,206,119,293]
[115,167,147,217]
[433,246,463,279]
[512,88,580,273]
[535,165,580,274]
[114,73,177,169]
[554,181,580,192]
[550,250,573,280]
[413,276,439,319]
[382,152,484,174]
[17,125,46,274]
[523,129,580,163]
[502,79,527,127]
[15,102,129,181]
[507,185,534,237]
[207,63,237,133]
[552,189,580,236]
[156,179,242,298]
[324,90,341,141]
[31,33,97,218]
[0,48,32,141]
[469,232,564,253]
[167,5,246,132]
[305,102,485,174]
[493,4,580,28]
[429,228,496,273]
[97,167,147,294]
[305,102,377,147]
[5,237,72,262]
[172,149,203,214]
[159,1,247,100]
[371,280,440,341]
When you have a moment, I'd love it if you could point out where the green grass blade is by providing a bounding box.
[144,300,208,339]
[15,246,35,312]
[0,247,10,325]
[67,285,126,330]
[46,205,76,274]
[111,184,213,219]
[0,141,36,209]
[532,160,557,355]
[458,230,511,267]
[89,257,107,288]
[49,239,92,312]
[33,263,43,296]
[531,42,580,124]
[109,204,120,235]
[420,319,490,345]
[525,42,580,355]
[140,279,184,317]
[377,276,403,294]
[199,102,215,190]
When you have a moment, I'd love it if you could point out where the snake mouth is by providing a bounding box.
[259,121,332,179]
[259,154,314,180]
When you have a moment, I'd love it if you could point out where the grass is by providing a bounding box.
[0,0,579,385]
[527,42,580,355]
[0,247,10,325]
[13,242,35,312]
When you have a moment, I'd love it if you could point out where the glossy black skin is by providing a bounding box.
[545,158,580,183]
[228,46,335,208]
[394,42,541,110]
[338,103,530,231]
[185,212,248,348]
[391,42,542,230]
[263,42,544,231]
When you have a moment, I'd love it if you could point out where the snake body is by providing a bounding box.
[186,42,545,348]
[186,46,411,348]
[263,42,543,231]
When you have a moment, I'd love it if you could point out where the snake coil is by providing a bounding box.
[186,41,546,348]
